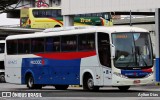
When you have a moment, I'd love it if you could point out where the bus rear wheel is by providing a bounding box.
[54,85,69,90]
[118,86,130,91]
[26,75,42,89]
[83,74,99,91]
[54,25,61,28]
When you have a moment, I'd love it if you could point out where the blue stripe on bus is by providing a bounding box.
[156,58,160,82]
[121,69,151,78]
[21,58,81,85]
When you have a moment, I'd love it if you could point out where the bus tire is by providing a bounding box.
[26,75,42,89]
[35,85,42,89]
[83,74,99,91]
[0,74,5,83]
[54,25,61,28]
[54,85,69,90]
[118,86,130,91]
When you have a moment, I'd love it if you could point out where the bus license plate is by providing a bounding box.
[133,80,140,84]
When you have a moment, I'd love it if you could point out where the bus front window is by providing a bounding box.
[112,32,153,69]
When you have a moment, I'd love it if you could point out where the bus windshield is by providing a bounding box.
[112,32,153,69]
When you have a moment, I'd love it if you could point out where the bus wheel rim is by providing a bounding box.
[88,78,94,89]
[28,77,33,87]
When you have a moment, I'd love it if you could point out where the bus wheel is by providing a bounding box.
[27,75,35,89]
[118,86,130,91]
[35,85,42,89]
[54,85,69,90]
[26,75,42,89]
[83,74,99,91]
[0,74,5,83]
[54,25,61,28]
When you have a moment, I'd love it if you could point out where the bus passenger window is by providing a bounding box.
[23,39,30,53]
[45,37,60,52]
[61,35,77,52]
[18,40,24,54]
[78,34,95,51]
[31,38,44,53]
[7,40,18,55]
[98,33,111,67]
[0,43,4,53]
[18,39,30,54]
[57,9,62,17]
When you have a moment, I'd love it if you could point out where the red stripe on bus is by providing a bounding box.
[35,51,96,60]
[100,17,104,26]
[49,18,63,25]
[142,68,152,73]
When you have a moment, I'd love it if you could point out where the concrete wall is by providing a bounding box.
[62,0,160,15]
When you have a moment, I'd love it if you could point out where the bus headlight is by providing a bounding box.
[113,72,128,79]
[145,72,153,78]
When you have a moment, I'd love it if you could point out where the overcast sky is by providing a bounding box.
[0,13,19,26]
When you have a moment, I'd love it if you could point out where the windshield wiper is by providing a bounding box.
[137,51,148,67]
[125,46,136,68]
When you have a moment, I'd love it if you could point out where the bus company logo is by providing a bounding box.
[8,60,17,64]
[30,59,45,65]
[134,72,138,76]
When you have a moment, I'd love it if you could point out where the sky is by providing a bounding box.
[0,13,19,26]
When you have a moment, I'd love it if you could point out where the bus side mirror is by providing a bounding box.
[111,44,115,59]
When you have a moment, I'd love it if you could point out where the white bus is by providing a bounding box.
[0,40,5,82]
[5,26,154,91]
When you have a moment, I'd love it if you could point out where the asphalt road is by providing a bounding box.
[0,83,160,100]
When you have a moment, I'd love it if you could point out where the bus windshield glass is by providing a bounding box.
[0,43,4,53]
[112,32,153,69]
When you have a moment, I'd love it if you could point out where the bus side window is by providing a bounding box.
[45,37,60,52]
[98,33,111,67]
[18,39,30,54]
[61,35,77,52]
[31,38,44,53]
[57,9,62,17]
[23,39,30,53]
[7,40,18,55]
[0,43,4,53]
[18,40,24,54]
[78,34,95,51]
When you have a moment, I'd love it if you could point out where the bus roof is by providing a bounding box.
[6,26,148,40]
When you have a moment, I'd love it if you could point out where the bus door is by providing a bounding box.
[98,33,112,85]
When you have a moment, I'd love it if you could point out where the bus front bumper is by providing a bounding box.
[112,73,154,86]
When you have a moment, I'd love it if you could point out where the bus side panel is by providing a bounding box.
[5,56,22,84]
[80,56,103,86]
[31,18,62,28]
[21,58,81,85]
[48,59,80,85]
